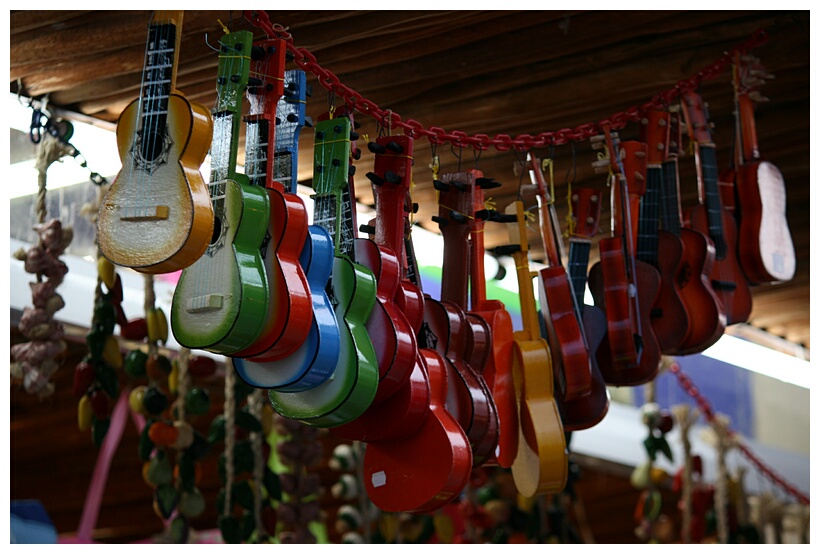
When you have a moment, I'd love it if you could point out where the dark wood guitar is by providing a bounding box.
[432,170,500,467]
[725,53,796,284]
[564,188,610,430]
[528,153,592,405]
[681,90,753,325]
[631,123,690,354]
[658,110,726,354]
[588,127,662,386]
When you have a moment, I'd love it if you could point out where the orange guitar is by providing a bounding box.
[504,200,567,497]
[98,11,213,274]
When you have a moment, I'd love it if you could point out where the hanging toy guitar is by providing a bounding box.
[170,29,270,355]
[588,127,662,385]
[504,200,568,497]
[362,215,472,514]
[529,154,609,432]
[268,115,379,427]
[98,11,214,274]
[562,187,610,430]
[231,38,312,364]
[528,154,592,406]
[658,109,726,354]
[432,169,500,467]
[467,176,517,467]
[332,134,430,443]
[681,90,753,325]
[724,52,796,284]
[233,58,339,393]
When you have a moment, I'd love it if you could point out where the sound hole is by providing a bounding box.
[211,216,223,246]
[140,129,166,162]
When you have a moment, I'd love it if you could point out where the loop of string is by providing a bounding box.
[668,362,809,506]
[245,10,769,151]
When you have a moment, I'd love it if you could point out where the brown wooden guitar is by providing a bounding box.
[681,90,753,325]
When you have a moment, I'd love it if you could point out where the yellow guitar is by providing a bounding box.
[505,200,568,497]
[98,11,213,274]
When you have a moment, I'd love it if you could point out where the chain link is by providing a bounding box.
[245,10,769,152]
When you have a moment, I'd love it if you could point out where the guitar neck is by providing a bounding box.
[567,238,591,316]
[273,70,309,195]
[244,117,270,187]
[697,143,728,258]
[660,156,684,235]
[138,12,183,159]
[636,165,662,268]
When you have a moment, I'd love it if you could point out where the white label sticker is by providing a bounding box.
[371,470,387,488]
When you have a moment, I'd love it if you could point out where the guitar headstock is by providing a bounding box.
[642,109,671,166]
[527,152,552,205]
[735,52,774,103]
[313,117,353,197]
[365,135,414,255]
[590,125,624,177]
[433,170,482,235]
[214,30,256,115]
[667,108,683,159]
[568,188,602,240]
[273,70,312,193]
[620,141,648,197]
[680,90,715,145]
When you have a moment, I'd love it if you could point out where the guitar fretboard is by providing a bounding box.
[273,70,306,195]
[244,119,270,187]
[699,144,727,258]
[636,166,662,268]
[568,238,591,316]
[138,22,176,161]
[660,158,683,235]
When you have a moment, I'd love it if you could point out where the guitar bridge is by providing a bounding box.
[187,294,223,313]
[120,205,170,221]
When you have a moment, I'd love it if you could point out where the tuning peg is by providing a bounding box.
[450,180,468,192]
[489,211,518,223]
[412,202,419,214]
[632,171,645,183]
[365,171,384,186]
[350,131,360,141]
[305,84,313,98]
[476,177,502,189]
[286,113,299,123]
[450,211,468,224]
[432,215,448,228]
[348,165,356,176]
[433,180,449,192]
[591,158,610,174]
[285,50,295,62]
[384,170,401,184]
[385,141,403,154]
[359,224,376,235]
[304,116,314,128]
[494,245,521,256]
[250,45,266,61]
[748,91,770,103]
[247,77,264,88]
[474,209,491,221]
[367,142,385,154]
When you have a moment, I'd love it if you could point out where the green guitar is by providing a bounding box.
[268,116,379,426]
[171,30,270,354]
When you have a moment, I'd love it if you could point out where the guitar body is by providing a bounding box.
[589,250,663,386]
[686,204,753,325]
[666,227,726,354]
[353,238,417,403]
[234,225,339,391]
[268,255,379,426]
[510,332,568,498]
[735,160,796,283]
[99,94,214,273]
[652,229,691,353]
[537,266,592,402]
[363,347,472,514]
[470,300,516,468]
[171,177,270,354]
[232,171,312,361]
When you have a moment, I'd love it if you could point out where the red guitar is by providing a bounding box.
[232,38,312,362]
[468,177,517,468]
[657,109,726,354]
[681,90,753,325]
[528,154,593,405]
[564,188,610,430]
[633,118,691,354]
[362,218,472,514]
[588,127,662,386]
[724,53,796,284]
[430,170,500,467]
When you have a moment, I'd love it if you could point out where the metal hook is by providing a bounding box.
[204,32,222,52]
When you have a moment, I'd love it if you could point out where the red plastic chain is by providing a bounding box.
[245,10,769,150]
[668,362,809,506]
